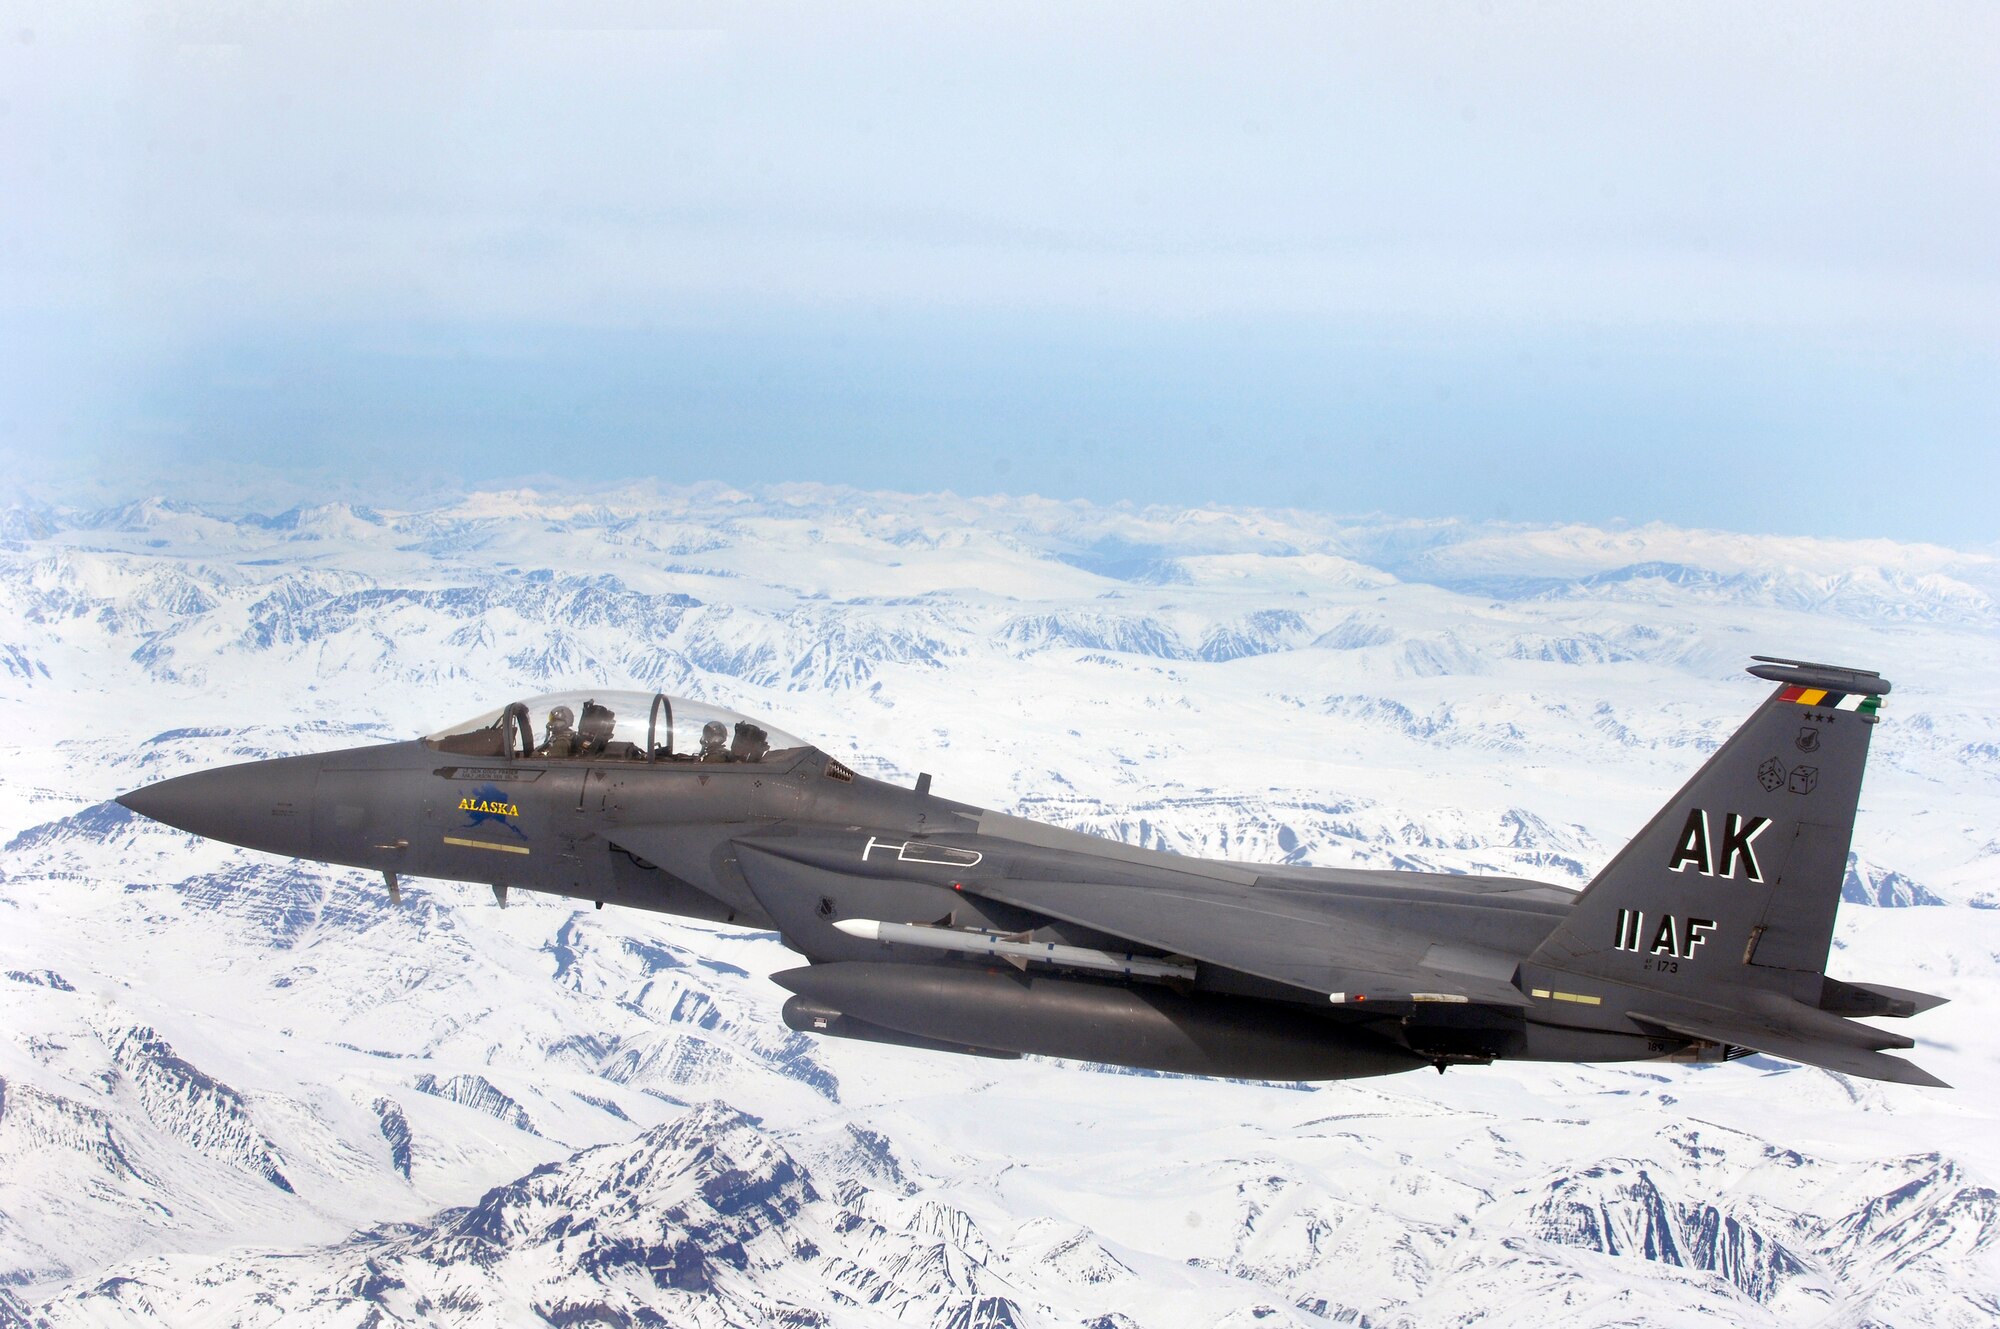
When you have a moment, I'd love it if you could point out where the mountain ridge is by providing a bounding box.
[2,486,1994,1326]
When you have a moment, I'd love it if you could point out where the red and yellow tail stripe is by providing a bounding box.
[1779,685,1881,714]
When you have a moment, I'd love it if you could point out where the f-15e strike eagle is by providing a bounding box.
[118,657,1947,1086]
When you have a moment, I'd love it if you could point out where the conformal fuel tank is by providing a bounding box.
[771,961,1423,1081]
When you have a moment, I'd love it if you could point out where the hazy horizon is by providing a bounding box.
[5,2,1995,544]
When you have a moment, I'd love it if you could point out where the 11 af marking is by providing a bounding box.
[1614,908,1717,966]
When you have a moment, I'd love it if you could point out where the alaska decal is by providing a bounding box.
[458,783,528,840]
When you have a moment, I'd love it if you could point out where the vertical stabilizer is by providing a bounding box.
[1528,659,1887,1005]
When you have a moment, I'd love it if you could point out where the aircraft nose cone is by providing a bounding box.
[118,755,323,858]
[116,771,213,832]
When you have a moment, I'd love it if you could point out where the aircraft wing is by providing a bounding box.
[957,874,1531,1008]
[1628,1005,1949,1088]
[721,825,1527,1006]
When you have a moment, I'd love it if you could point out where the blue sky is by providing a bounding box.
[3,2,1995,542]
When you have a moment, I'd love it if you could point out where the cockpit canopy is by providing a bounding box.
[424,690,810,764]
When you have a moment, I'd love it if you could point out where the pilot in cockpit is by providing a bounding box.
[539,704,577,758]
[697,720,732,763]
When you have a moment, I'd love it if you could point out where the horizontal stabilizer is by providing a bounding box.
[1819,977,1949,1019]
[1630,1008,1949,1088]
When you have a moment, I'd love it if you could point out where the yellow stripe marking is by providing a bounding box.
[1552,991,1603,1006]
[1531,988,1552,999]
[443,836,531,855]
[1797,688,1827,705]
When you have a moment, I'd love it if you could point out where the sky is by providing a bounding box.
[2,1,1996,543]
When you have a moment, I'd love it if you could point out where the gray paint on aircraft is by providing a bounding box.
[116,659,1946,1087]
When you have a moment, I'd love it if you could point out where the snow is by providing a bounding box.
[1,485,1997,1326]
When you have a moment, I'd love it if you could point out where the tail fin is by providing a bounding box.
[1529,658,1888,1005]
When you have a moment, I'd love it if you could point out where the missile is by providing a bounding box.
[832,917,1196,983]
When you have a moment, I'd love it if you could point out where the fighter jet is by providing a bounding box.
[117,657,1947,1086]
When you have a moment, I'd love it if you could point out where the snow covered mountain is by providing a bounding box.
[2,486,1996,1327]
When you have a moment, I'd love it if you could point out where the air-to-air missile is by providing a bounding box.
[118,659,1947,1085]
